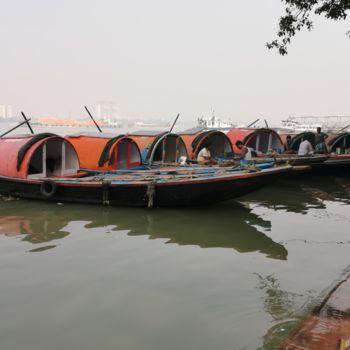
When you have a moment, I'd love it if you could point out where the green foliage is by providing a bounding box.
[268,0,350,55]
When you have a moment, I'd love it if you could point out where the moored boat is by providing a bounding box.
[127,131,188,165]
[66,132,142,170]
[179,127,234,160]
[0,133,292,207]
[227,127,285,154]
[279,131,350,174]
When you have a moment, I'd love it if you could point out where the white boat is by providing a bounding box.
[197,116,235,129]
[281,117,322,132]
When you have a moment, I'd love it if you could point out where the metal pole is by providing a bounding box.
[84,106,102,133]
[247,119,260,128]
[0,119,31,138]
[21,112,34,134]
[169,113,180,133]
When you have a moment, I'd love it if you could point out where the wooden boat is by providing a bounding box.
[127,131,188,164]
[279,131,350,174]
[179,127,234,160]
[227,127,285,154]
[65,132,142,170]
[0,133,292,207]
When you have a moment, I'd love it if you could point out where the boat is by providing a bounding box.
[279,131,350,174]
[179,127,234,160]
[127,130,188,165]
[281,117,322,132]
[227,127,285,154]
[0,133,292,207]
[197,115,235,130]
[66,132,142,170]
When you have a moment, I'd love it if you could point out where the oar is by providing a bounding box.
[0,119,31,138]
[21,112,34,134]
[84,106,102,133]
[264,119,269,128]
[247,118,260,128]
[169,113,180,133]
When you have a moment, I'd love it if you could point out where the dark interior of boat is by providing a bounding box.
[245,132,283,153]
[151,135,187,163]
[28,139,79,178]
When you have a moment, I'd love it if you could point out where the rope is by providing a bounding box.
[146,180,156,208]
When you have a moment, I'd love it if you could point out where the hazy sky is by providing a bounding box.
[0,0,349,125]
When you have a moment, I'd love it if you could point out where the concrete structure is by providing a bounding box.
[0,105,13,119]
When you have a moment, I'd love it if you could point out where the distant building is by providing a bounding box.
[0,105,13,119]
[96,102,119,126]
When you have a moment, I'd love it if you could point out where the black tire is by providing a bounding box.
[40,180,57,198]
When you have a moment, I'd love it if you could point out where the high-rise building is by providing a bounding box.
[96,102,119,125]
[0,105,13,119]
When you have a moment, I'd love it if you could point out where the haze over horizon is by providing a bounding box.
[1,0,349,126]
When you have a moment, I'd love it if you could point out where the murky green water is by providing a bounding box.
[1,176,350,350]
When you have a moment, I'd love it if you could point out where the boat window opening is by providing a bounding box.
[161,139,166,163]
[256,134,260,151]
[270,134,284,152]
[129,142,141,164]
[205,134,225,158]
[28,144,44,176]
[163,136,178,163]
[28,139,79,178]
[116,139,129,169]
[150,141,163,162]
[64,141,79,173]
[246,132,283,153]
[176,139,187,161]
[45,140,65,176]
[224,139,233,158]
[332,135,350,153]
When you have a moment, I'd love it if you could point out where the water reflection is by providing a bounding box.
[244,176,350,214]
[0,198,288,260]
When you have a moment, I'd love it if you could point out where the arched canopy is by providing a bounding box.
[180,127,233,160]
[287,132,315,151]
[327,133,350,153]
[0,133,79,179]
[66,132,142,170]
[128,131,188,164]
[227,128,284,154]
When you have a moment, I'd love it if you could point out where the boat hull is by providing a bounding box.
[0,167,290,207]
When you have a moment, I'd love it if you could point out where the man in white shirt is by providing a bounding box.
[298,139,314,156]
[197,142,216,165]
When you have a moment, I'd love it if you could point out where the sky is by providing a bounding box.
[0,0,349,126]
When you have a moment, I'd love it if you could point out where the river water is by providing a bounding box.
[1,175,350,350]
[1,123,350,349]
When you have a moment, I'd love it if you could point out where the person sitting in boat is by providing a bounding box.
[235,140,256,160]
[197,142,217,165]
[284,135,295,154]
[314,127,328,154]
[298,137,314,156]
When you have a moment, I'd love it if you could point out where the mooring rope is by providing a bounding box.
[146,180,156,208]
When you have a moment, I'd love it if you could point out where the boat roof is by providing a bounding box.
[180,127,205,135]
[128,130,167,136]
[67,132,118,138]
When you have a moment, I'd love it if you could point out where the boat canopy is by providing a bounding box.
[227,128,284,154]
[286,132,316,151]
[180,128,233,159]
[0,133,79,179]
[128,131,188,164]
[327,133,350,153]
[66,132,142,170]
